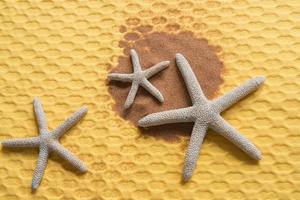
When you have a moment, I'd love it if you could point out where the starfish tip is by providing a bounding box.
[182,173,192,182]
[254,151,262,161]
[157,94,164,103]
[107,74,115,81]
[33,97,40,103]
[1,140,8,147]
[123,103,131,110]
[255,76,266,84]
[137,118,147,127]
[80,166,88,173]
[175,53,184,59]
[81,106,88,113]
[129,49,136,54]
[31,182,38,190]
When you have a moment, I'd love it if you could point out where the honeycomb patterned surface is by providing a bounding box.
[0,0,299,199]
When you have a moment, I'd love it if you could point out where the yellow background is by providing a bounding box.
[0,0,299,199]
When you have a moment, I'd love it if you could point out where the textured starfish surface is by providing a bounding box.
[108,49,170,109]
[1,98,88,190]
[139,53,265,182]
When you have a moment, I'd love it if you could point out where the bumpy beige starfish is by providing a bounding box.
[1,98,88,190]
[139,53,265,181]
[108,49,170,109]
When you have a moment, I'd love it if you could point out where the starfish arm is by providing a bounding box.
[143,61,170,79]
[52,106,88,139]
[49,141,87,172]
[107,73,133,82]
[33,98,48,134]
[211,76,265,113]
[138,107,194,127]
[210,115,262,160]
[175,53,207,104]
[130,49,142,72]
[124,82,139,109]
[32,146,49,190]
[141,79,164,102]
[182,121,207,182]
[1,137,40,148]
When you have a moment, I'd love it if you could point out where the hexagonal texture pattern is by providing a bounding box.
[0,0,299,200]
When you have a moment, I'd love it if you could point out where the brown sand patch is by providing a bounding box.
[108,27,224,142]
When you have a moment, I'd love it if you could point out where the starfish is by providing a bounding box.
[1,98,88,190]
[108,49,170,109]
[138,53,265,181]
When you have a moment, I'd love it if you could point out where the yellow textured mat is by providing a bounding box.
[0,0,299,199]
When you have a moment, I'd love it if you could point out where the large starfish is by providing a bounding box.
[139,53,265,181]
[1,98,88,190]
[108,49,170,109]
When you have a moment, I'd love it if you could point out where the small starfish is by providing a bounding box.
[139,53,265,181]
[108,49,170,109]
[1,98,88,190]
